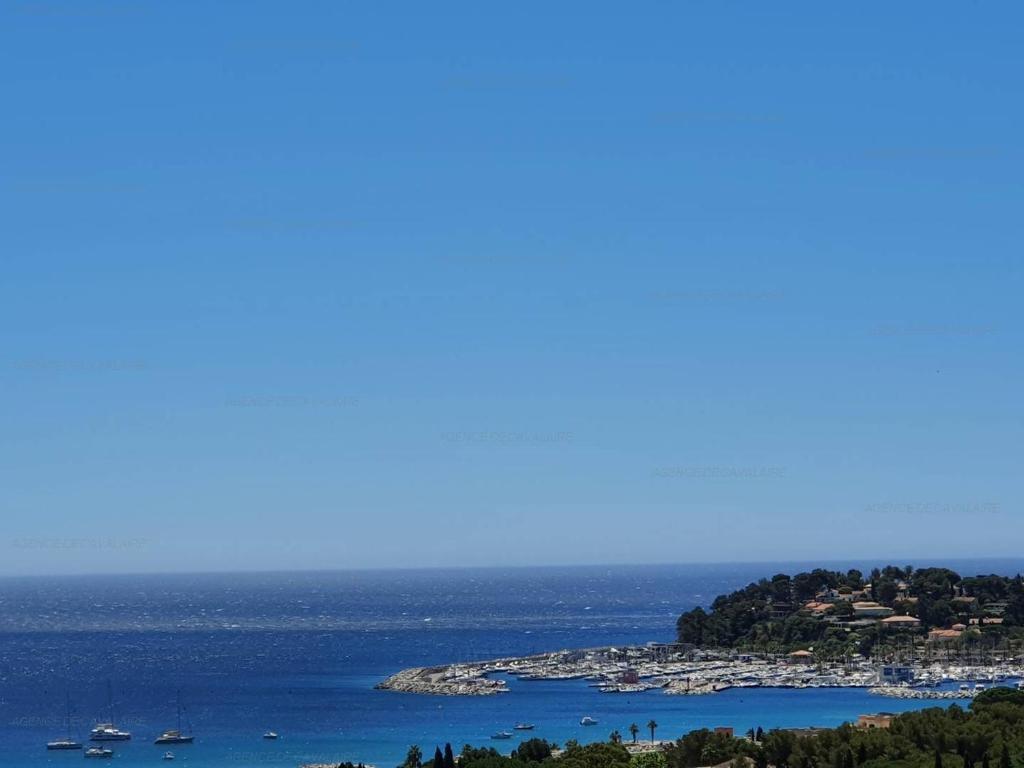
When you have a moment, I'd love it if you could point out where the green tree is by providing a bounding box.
[513,739,553,763]
[648,720,658,743]
[630,724,640,744]
[632,752,667,768]
[401,746,423,768]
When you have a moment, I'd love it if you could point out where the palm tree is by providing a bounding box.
[647,720,658,743]
[629,723,640,744]
[609,731,622,744]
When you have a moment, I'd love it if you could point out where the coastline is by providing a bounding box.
[377,644,1024,699]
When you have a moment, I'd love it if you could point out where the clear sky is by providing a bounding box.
[2,2,1021,575]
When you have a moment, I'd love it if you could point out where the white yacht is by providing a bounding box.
[90,682,131,741]
[90,724,131,741]
[48,694,83,750]
[155,692,194,744]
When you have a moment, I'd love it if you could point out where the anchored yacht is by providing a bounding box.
[155,692,194,744]
[47,693,83,750]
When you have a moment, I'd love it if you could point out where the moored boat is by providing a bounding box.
[90,682,131,741]
[48,739,84,751]
[84,747,114,758]
[48,693,83,750]
[580,716,598,726]
[491,731,513,740]
[514,723,535,731]
[155,690,194,744]
[90,724,131,741]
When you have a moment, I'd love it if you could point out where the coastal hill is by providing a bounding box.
[676,565,1024,657]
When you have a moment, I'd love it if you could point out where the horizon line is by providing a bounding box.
[2,555,1023,581]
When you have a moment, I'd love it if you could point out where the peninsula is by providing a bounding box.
[378,566,1024,698]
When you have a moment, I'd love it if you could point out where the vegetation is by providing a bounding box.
[404,690,1024,768]
[675,566,1024,657]
[663,689,1024,768]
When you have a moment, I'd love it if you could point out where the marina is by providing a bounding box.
[5,563,1024,768]
[378,645,1024,699]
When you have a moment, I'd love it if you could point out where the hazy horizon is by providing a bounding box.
[4,555,1023,580]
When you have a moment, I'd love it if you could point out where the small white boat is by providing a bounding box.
[514,723,535,731]
[163,752,175,761]
[263,731,279,740]
[580,716,598,726]
[84,747,114,759]
[491,731,513,740]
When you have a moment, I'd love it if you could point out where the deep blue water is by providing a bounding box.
[2,560,1022,768]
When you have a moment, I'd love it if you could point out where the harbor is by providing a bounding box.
[378,645,1024,699]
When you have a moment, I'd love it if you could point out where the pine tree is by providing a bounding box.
[443,744,455,768]
[433,747,444,768]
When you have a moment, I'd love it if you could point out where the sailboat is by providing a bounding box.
[89,682,131,741]
[47,693,83,750]
[155,691,194,744]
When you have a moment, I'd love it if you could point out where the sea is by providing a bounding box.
[2,559,1022,768]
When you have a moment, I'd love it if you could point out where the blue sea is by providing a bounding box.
[2,559,1022,768]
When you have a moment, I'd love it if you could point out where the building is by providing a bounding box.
[714,727,734,738]
[857,713,895,729]
[804,601,832,615]
[928,628,964,643]
[879,615,921,629]
[852,601,894,618]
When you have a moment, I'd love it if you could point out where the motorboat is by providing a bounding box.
[48,693,83,750]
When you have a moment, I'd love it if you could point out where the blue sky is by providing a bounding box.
[2,2,1021,575]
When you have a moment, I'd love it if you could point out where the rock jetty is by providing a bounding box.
[376,665,510,696]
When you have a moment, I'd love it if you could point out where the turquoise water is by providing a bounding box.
[2,560,1020,767]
